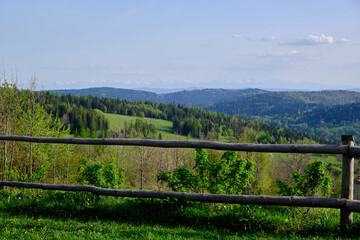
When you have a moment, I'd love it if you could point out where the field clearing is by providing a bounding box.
[1,190,360,239]
[97,109,236,143]
[96,110,199,141]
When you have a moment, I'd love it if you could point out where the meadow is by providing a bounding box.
[98,110,235,142]
[0,189,359,239]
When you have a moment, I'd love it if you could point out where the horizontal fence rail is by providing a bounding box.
[1,135,360,157]
[1,181,360,212]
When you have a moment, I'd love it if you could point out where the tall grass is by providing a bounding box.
[0,189,359,239]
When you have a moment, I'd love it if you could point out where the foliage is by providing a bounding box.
[205,90,360,118]
[78,158,125,188]
[276,160,332,197]
[203,90,360,142]
[41,90,324,143]
[1,190,360,239]
[31,165,47,182]
[0,79,70,182]
[157,149,255,194]
[103,158,125,188]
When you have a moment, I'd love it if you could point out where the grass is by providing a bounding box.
[97,109,236,142]
[0,189,359,239]
[96,109,199,141]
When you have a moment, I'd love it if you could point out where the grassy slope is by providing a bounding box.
[97,109,234,142]
[98,110,191,140]
[1,190,359,239]
[103,111,173,135]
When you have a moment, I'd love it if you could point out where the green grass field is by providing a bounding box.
[97,109,236,142]
[0,189,359,239]
[96,110,200,141]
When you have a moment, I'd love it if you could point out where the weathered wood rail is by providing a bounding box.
[1,181,360,212]
[1,135,360,156]
[0,134,359,227]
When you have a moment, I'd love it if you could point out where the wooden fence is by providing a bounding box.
[0,134,359,227]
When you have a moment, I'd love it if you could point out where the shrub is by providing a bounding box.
[276,160,332,197]
[78,158,125,188]
[157,149,255,194]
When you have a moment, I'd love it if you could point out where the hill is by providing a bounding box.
[43,91,326,144]
[203,90,360,142]
[263,102,360,141]
[50,87,268,106]
[159,88,267,106]
[204,90,360,117]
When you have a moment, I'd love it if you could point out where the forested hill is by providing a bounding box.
[47,88,360,142]
[260,102,360,141]
[50,87,268,106]
[157,88,267,106]
[202,90,360,142]
[204,90,360,117]
[42,91,328,144]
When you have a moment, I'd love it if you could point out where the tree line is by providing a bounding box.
[41,91,329,144]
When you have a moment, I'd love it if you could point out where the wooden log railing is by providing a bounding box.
[0,134,359,227]
[1,180,360,212]
[1,135,360,156]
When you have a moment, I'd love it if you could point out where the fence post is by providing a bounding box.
[341,135,354,226]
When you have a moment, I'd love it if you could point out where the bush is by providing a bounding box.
[276,160,332,197]
[157,149,255,194]
[78,158,125,188]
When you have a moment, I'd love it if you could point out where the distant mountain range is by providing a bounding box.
[50,87,268,106]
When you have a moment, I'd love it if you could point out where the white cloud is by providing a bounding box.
[260,36,279,42]
[56,80,72,85]
[232,34,242,38]
[233,34,359,46]
[234,79,255,84]
[284,34,334,46]
[259,50,299,58]
[232,35,278,42]
[239,50,300,59]
[336,38,360,44]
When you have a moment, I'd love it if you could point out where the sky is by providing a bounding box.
[1,0,360,91]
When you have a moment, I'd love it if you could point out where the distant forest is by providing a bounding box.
[42,91,329,144]
[50,87,360,142]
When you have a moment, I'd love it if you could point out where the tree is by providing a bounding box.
[0,77,70,182]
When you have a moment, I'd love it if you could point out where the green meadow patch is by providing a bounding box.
[96,109,198,140]
[0,189,359,239]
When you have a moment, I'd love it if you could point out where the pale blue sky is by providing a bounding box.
[1,0,360,90]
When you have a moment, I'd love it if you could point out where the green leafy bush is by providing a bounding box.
[78,158,125,188]
[276,160,332,197]
[103,158,125,188]
[157,149,255,194]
